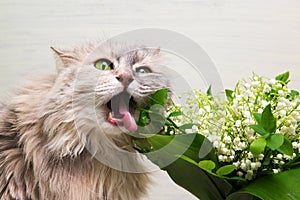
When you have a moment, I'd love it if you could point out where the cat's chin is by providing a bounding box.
[100,121,126,135]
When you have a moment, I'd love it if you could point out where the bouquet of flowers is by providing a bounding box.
[133,72,300,200]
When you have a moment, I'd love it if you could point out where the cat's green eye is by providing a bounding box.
[94,59,114,71]
[136,66,152,74]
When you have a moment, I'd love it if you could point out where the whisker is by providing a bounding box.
[95,101,105,108]
[94,84,116,91]
[72,95,99,108]
[72,95,95,102]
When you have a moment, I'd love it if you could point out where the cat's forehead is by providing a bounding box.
[89,44,156,63]
[108,44,142,56]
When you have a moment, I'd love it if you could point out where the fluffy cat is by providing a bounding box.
[0,42,170,200]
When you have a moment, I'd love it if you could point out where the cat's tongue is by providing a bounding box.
[118,98,137,132]
[109,94,137,132]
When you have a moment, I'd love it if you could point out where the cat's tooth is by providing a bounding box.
[108,112,117,125]
[108,112,113,120]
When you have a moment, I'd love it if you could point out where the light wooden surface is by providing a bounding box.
[1,1,300,199]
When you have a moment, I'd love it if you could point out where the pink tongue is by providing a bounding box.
[117,98,137,132]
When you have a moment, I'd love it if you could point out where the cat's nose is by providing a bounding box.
[116,73,134,86]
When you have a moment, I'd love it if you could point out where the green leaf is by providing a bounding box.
[285,154,300,168]
[198,160,216,172]
[133,138,151,153]
[291,90,300,98]
[149,110,165,125]
[250,138,266,156]
[216,165,235,176]
[150,103,164,112]
[266,134,284,150]
[179,123,198,132]
[165,158,232,200]
[138,110,149,126]
[227,167,300,200]
[180,155,198,165]
[137,89,168,128]
[168,111,183,118]
[206,85,213,97]
[278,138,293,156]
[227,193,260,200]
[146,134,217,166]
[249,125,270,137]
[262,151,272,166]
[253,113,262,124]
[143,134,232,199]
[225,89,234,102]
[139,111,165,134]
[198,138,215,159]
[261,104,277,133]
[275,71,290,84]
[149,88,168,106]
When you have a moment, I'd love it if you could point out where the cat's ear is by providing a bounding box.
[153,47,160,55]
[50,47,79,72]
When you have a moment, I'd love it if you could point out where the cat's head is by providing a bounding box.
[49,42,170,141]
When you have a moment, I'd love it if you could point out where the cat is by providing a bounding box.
[0,41,170,200]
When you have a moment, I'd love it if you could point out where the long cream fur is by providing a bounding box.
[0,42,169,200]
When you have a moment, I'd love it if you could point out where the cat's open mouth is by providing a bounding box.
[106,92,138,132]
